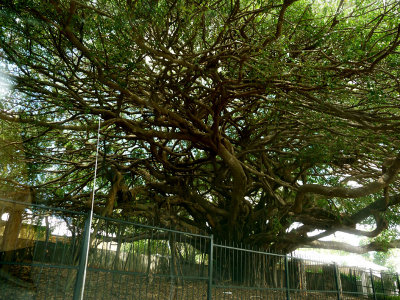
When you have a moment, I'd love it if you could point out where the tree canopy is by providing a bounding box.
[1,0,400,253]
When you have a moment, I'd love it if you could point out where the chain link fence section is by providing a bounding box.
[1,199,400,299]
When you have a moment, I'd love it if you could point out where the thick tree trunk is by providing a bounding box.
[217,141,247,231]
[0,189,33,278]
[1,208,23,253]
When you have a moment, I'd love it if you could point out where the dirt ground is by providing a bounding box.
[0,264,370,300]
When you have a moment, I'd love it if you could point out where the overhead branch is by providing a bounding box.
[0,111,98,131]
[293,153,400,213]
[304,239,400,254]
[262,0,299,47]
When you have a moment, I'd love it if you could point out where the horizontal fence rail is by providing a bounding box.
[1,200,400,299]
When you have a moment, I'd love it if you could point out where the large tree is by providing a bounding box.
[1,0,400,253]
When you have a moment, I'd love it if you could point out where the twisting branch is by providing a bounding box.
[293,153,400,213]
[304,239,400,254]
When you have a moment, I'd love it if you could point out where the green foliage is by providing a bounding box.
[1,0,400,253]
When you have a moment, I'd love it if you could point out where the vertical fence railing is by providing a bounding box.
[333,263,341,300]
[207,234,213,300]
[370,269,377,300]
[397,273,400,295]
[380,271,385,297]
[73,214,91,300]
[285,254,290,300]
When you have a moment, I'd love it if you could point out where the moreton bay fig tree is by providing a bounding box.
[1,0,400,253]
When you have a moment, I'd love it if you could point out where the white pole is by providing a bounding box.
[78,115,101,300]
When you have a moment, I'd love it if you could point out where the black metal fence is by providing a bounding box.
[1,199,400,300]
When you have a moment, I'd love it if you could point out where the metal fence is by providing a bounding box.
[1,199,400,300]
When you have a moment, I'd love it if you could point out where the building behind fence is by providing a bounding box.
[1,199,400,300]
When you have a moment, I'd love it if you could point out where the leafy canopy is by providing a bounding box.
[1,0,400,253]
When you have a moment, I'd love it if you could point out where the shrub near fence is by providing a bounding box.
[1,199,400,300]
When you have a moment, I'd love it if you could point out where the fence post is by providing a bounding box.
[333,263,342,300]
[73,215,91,300]
[207,234,213,300]
[370,269,377,300]
[285,254,290,300]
